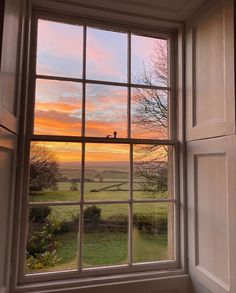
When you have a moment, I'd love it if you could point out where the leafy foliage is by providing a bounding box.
[27,214,61,269]
[29,206,51,223]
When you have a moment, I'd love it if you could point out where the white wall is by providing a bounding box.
[186,0,236,292]
[1,0,236,292]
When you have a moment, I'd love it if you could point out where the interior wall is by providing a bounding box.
[0,0,24,292]
[185,0,236,292]
[2,0,236,292]
[0,1,190,293]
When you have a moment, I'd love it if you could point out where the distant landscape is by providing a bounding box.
[27,161,170,273]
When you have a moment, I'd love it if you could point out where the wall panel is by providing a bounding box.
[0,0,24,292]
[187,136,236,293]
[0,128,17,293]
[195,154,229,287]
[0,0,23,134]
[186,0,235,141]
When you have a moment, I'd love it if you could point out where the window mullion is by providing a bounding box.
[128,143,133,265]
[128,32,131,139]
[78,25,87,271]
[79,142,85,270]
[82,25,87,137]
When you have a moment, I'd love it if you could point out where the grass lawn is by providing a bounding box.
[26,229,168,273]
[46,202,168,224]
[27,167,170,274]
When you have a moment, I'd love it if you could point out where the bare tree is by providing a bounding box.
[134,145,168,196]
[132,39,168,140]
[30,145,60,192]
[132,39,174,258]
[133,39,169,195]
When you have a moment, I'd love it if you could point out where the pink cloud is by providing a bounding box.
[38,19,83,60]
[132,36,167,62]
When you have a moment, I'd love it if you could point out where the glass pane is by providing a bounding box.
[29,142,81,202]
[87,27,127,82]
[133,145,173,200]
[34,79,82,136]
[133,202,174,263]
[37,19,83,78]
[83,204,128,267]
[85,84,127,137]
[25,205,80,274]
[84,143,129,201]
[131,88,168,139]
[131,35,168,86]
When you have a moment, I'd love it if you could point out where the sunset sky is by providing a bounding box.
[32,141,130,164]
[33,19,168,163]
[32,141,167,166]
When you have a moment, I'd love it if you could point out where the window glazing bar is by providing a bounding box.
[28,198,176,207]
[35,74,171,91]
[31,135,177,145]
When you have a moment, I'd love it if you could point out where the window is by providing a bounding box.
[20,12,178,282]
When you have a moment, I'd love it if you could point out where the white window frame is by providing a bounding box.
[11,2,187,292]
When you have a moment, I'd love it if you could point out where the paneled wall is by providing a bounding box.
[1,0,235,292]
[186,0,236,292]
[0,130,17,293]
[0,0,24,292]
[186,0,235,141]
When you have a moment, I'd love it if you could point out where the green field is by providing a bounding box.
[26,229,168,273]
[26,165,170,273]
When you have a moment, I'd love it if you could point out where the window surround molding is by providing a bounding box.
[11,1,188,292]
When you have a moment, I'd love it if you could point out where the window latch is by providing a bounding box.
[106,131,117,139]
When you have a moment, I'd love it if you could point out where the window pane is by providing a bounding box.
[131,35,168,86]
[34,79,82,136]
[83,204,128,267]
[85,84,127,137]
[87,27,127,82]
[29,142,81,202]
[133,145,173,200]
[25,205,80,274]
[131,88,168,139]
[84,143,129,201]
[133,202,174,263]
[37,19,83,78]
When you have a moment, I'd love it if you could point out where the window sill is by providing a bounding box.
[15,270,190,293]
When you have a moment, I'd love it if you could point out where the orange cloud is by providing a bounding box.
[35,110,126,137]
[85,120,126,137]
[85,143,129,162]
[34,110,82,136]
[36,102,80,113]
[32,141,82,163]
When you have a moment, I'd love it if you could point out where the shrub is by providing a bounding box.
[70,181,79,191]
[107,213,128,223]
[84,205,101,223]
[29,207,51,223]
[133,212,167,234]
[27,250,61,269]
[59,215,79,233]
[26,217,61,268]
